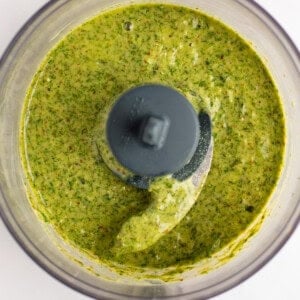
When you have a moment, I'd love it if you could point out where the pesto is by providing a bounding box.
[20,4,285,279]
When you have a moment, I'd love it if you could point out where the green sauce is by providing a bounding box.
[20,4,285,279]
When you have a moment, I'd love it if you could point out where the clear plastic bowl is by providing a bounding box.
[0,0,299,299]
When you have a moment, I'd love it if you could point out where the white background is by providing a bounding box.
[0,0,299,299]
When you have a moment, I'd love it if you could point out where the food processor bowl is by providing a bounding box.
[0,0,299,299]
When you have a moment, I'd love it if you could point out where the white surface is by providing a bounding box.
[0,0,299,299]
